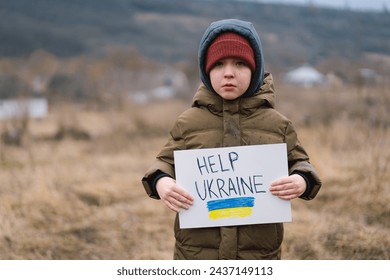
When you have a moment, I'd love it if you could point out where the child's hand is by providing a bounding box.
[156,177,194,212]
[269,174,307,200]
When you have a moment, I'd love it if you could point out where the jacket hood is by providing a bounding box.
[198,19,264,98]
[192,72,275,114]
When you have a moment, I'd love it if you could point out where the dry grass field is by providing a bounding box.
[0,85,389,260]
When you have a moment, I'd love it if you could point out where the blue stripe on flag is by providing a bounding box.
[207,197,255,211]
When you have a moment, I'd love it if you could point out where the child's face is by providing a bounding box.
[209,58,252,100]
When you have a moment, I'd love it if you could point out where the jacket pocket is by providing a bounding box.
[237,223,284,253]
[174,215,221,248]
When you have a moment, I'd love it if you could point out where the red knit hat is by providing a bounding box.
[205,32,256,74]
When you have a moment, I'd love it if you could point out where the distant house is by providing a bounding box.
[359,68,382,85]
[283,64,327,87]
[131,86,176,104]
[129,68,189,104]
[0,98,48,120]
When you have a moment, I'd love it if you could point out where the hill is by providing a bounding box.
[1,0,390,69]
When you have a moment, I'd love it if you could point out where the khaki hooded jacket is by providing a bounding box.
[142,73,322,259]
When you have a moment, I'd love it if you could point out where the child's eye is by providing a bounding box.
[236,61,247,67]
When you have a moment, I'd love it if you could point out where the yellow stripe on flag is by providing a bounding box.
[208,207,253,220]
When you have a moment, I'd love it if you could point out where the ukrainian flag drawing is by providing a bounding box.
[207,197,255,220]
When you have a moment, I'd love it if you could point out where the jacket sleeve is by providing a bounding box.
[141,120,185,199]
[284,121,322,200]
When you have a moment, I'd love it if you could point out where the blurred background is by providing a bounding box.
[0,0,389,259]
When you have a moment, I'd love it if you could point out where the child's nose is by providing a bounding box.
[223,64,235,77]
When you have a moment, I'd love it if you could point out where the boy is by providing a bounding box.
[142,19,322,259]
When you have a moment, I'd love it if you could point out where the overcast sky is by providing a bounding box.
[258,0,389,11]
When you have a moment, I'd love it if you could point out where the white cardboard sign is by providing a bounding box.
[174,143,291,229]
